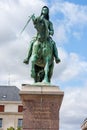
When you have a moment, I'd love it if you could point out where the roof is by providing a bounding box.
[81,118,87,130]
[0,85,21,101]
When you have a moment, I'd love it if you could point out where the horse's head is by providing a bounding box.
[34,17,45,31]
[33,17,49,41]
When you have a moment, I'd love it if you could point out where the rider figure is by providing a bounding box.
[24,6,60,64]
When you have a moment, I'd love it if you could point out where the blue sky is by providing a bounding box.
[0,0,87,130]
[65,0,87,5]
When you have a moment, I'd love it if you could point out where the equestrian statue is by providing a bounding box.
[22,6,60,83]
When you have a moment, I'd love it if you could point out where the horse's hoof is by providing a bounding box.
[43,78,50,84]
[55,58,61,63]
[23,59,29,64]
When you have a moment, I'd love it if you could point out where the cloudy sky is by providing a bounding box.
[0,0,87,130]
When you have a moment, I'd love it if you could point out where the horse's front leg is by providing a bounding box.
[43,58,50,83]
[31,55,37,79]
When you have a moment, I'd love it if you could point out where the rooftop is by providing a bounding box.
[0,85,20,101]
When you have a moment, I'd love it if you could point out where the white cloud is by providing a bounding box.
[50,1,87,43]
[61,53,87,81]
[51,1,87,25]
[0,0,46,44]
[53,49,87,82]
[72,32,82,40]
[54,24,68,44]
[60,85,87,130]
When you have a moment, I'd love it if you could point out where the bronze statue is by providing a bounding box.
[23,6,60,83]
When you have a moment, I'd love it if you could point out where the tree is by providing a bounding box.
[7,127,22,130]
[7,127,15,130]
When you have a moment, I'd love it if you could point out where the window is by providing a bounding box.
[18,119,23,127]
[0,105,4,112]
[0,118,3,128]
[18,105,23,112]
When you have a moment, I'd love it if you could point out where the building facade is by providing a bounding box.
[81,118,87,130]
[0,86,23,130]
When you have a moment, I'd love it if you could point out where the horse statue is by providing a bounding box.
[23,16,59,83]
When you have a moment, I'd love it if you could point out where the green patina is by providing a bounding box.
[23,6,60,83]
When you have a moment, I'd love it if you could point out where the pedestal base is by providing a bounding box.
[20,84,64,130]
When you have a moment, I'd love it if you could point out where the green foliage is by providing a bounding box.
[16,127,22,130]
[7,127,22,130]
[7,127,15,130]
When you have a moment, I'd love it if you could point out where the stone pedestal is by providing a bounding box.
[19,84,64,130]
